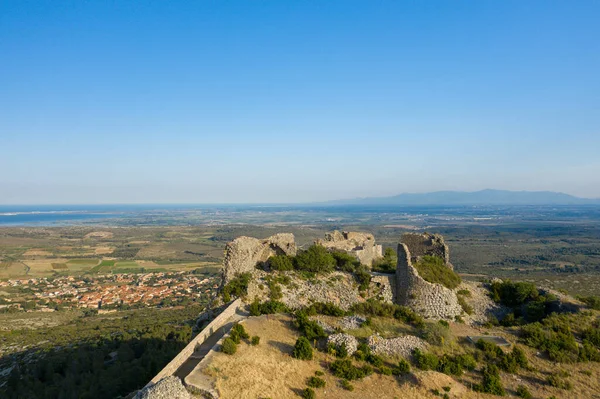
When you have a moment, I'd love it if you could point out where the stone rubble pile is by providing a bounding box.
[311,317,336,334]
[340,315,367,330]
[367,334,427,359]
[327,333,359,356]
[136,376,191,399]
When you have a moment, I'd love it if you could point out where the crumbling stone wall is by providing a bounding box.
[395,241,462,320]
[400,232,452,268]
[317,230,383,267]
[222,233,296,284]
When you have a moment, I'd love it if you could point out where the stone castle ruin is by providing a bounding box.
[316,230,383,267]
[222,233,296,284]
[395,233,462,319]
[221,230,463,320]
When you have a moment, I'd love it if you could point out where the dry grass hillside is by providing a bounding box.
[199,311,600,399]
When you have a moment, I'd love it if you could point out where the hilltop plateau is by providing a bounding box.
[136,231,600,399]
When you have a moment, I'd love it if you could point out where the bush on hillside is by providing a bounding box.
[578,295,600,310]
[372,247,397,273]
[221,337,237,355]
[294,245,336,273]
[516,385,532,399]
[331,251,360,272]
[474,364,505,396]
[295,311,327,340]
[304,302,346,317]
[307,376,326,388]
[221,273,251,302]
[293,336,314,360]
[413,349,439,370]
[422,321,453,346]
[269,254,294,271]
[349,299,424,327]
[413,255,461,289]
[302,388,316,399]
[329,359,373,380]
[393,358,411,375]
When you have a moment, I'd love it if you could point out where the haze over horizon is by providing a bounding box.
[2,1,599,204]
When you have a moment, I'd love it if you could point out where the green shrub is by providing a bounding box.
[293,336,313,360]
[366,353,384,367]
[422,322,453,346]
[269,255,294,271]
[249,298,261,316]
[251,336,260,346]
[476,339,504,360]
[295,311,327,340]
[302,387,316,399]
[516,385,532,399]
[456,353,477,371]
[577,295,600,310]
[413,255,461,289]
[232,323,249,340]
[547,373,572,390]
[475,364,505,396]
[268,281,283,301]
[371,247,397,273]
[393,358,411,375]
[315,370,324,376]
[221,337,237,355]
[328,342,348,358]
[294,245,336,273]
[457,289,471,297]
[307,376,326,388]
[340,379,354,391]
[221,273,251,302]
[489,280,538,307]
[458,295,473,315]
[349,299,423,327]
[331,251,360,272]
[354,267,372,291]
[258,300,289,315]
[379,366,393,375]
[330,359,373,380]
[413,349,439,370]
[305,302,346,317]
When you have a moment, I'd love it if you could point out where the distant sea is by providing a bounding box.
[0,205,178,226]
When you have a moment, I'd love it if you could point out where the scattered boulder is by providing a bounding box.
[317,230,383,267]
[327,333,359,355]
[367,334,427,359]
[222,233,296,284]
[136,376,191,399]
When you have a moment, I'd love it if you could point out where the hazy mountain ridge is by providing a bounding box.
[327,189,600,206]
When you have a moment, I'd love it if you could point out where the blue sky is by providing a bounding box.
[1,1,599,204]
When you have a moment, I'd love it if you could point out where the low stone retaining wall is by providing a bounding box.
[148,299,242,385]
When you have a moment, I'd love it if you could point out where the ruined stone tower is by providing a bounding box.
[395,233,462,319]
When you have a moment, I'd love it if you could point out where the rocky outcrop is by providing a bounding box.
[317,230,383,267]
[367,334,428,359]
[136,376,191,399]
[395,235,463,320]
[222,233,296,284]
[246,270,365,310]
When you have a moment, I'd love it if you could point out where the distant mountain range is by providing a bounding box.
[325,189,600,206]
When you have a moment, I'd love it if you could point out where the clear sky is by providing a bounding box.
[1,1,599,204]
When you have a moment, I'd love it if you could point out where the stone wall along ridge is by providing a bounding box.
[148,298,242,386]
